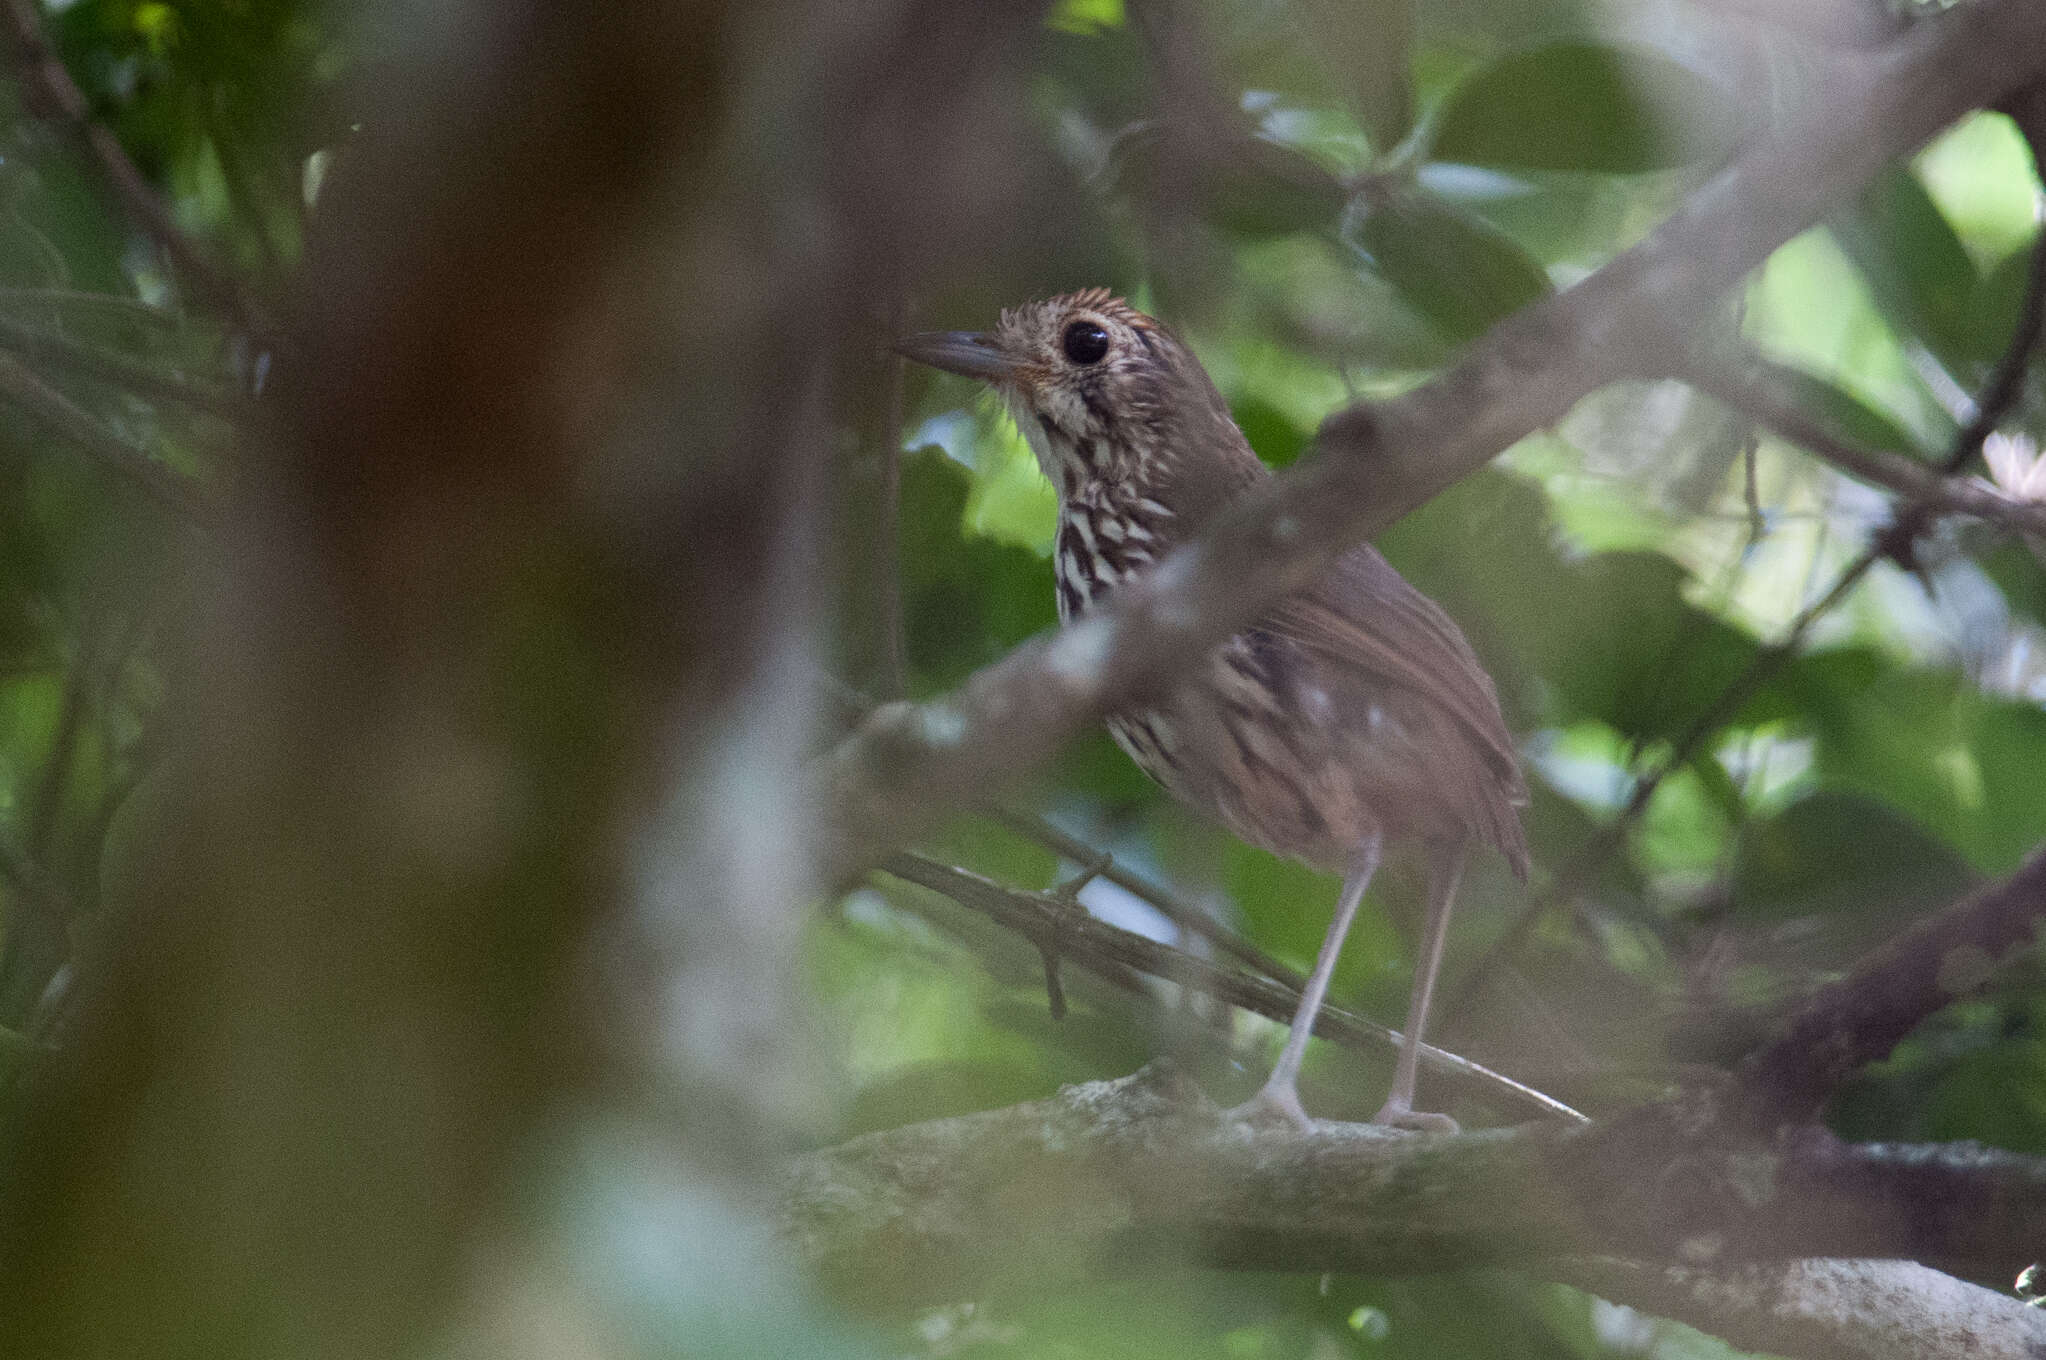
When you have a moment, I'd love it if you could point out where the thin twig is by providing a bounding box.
[1686,350,2046,538]
[0,315,244,420]
[977,803,1310,990]
[0,0,269,337]
[877,850,1586,1124]
[26,623,94,860]
[876,302,909,699]
[0,351,211,520]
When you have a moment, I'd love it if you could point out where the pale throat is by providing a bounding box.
[1008,395,1130,504]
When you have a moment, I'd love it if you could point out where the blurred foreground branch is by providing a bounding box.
[824,0,2046,878]
[781,1064,2046,1358]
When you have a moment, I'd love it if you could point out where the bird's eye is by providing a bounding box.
[1061,320,1110,365]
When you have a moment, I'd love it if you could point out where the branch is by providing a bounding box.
[0,315,244,420]
[0,0,269,337]
[1554,1258,2046,1360]
[877,851,1583,1124]
[1685,350,2046,538]
[781,1065,2046,1356]
[0,351,211,519]
[1736,841,2046,1125]
[822,0,2046,877]
[975,804,1309,988]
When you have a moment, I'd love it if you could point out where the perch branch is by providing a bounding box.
[975,804,1308,988]
[877,850,1583,1124]
[781,1065,2046,1357]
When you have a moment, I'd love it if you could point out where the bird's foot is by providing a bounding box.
[1225,1080,1315,1133]
[1370,1099,1458,1134]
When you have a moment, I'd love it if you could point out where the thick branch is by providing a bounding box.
[1554,1258,2046,1360]
[823,0,2046,876]
[1736,842,2046,1125]
[782,1066,2046,1350]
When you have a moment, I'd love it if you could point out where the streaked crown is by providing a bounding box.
[896,289,1263,511]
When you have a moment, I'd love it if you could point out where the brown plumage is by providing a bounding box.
[897,289,1527,1130]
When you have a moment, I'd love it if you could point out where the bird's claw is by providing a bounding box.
[1370,1100,1458,1134]
[1226,1082,1316,1133]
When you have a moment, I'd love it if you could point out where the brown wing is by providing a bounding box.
[1262,543,1530,878]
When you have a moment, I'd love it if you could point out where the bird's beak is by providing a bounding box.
[893,330,1019,383]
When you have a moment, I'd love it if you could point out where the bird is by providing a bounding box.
[896,289,1528,1131]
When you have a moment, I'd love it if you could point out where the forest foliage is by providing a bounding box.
[0,1,2042,1357]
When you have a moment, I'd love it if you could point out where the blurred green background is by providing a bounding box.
[0,0,2042,1356]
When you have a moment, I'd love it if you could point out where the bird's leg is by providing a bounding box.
[1371,841,1466,1133]
[1228,829,1382,1131]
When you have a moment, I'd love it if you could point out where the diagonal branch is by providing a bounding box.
[1686,349,2046,537]
[0,0,270,337]
[822,0,2046,879]
[878,850,1583,1123]
[0,351,211,519]
[1735,841,2046,1126]
[975,804,1309,988]
[0,316,244,420]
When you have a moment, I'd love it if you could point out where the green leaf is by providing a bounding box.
[1113,129,1347,239]
[1293,0,1415,155]
[1048,0,1123,32]
[1753,364,1935,457]
[1223,842,1400,1002]
[1230,395,1308,468]
[1347,188,1553,343]
[1980,539,2046,629]
[1927,1038,2046,1155]
[1528,552,1768,744]
[898,448,1057,693]
[1420,164,1602,266]
[1831,167,1988,372]
[1429,42,1739,174]
[1972,236,2041,367]
[1731,791,1977,924]
[1788,662,2046,874]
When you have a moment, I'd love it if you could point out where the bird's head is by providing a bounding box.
[896,289,1247,501]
